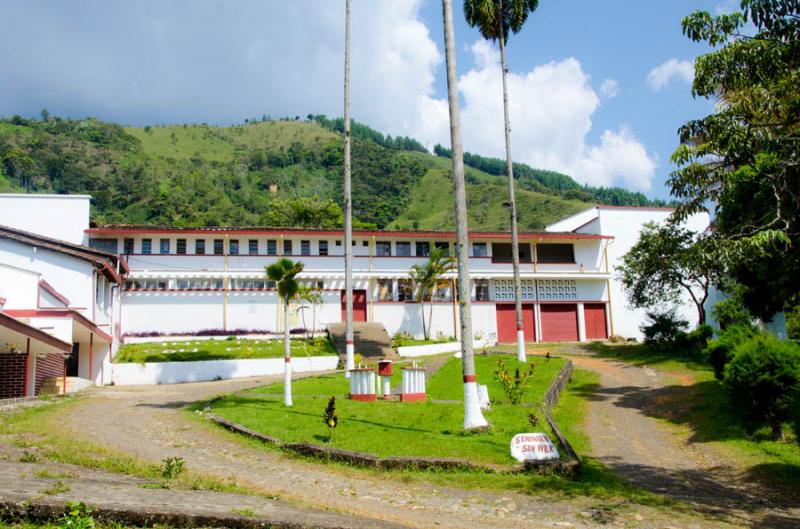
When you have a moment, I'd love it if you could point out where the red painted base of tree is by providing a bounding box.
[349,393,377,402]
[400,393,426,403]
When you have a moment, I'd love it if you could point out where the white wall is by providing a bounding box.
[0,263,39,308]
[111,355,338,385]
[373,302,496,341]
[123,292,226,334]
[0,239,95,315]
[0,194,90,245]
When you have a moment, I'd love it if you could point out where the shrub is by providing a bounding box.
[323,395,338,442]
[712,296,754,330]
[704,324,757,380]
[160,456,185,480]
[641,310,689,347]
[494,358,534,405]
[723,333,800,440]
[676,324,713,356]
[59,501,94,529]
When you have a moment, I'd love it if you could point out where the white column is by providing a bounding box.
[534,304,542,343]
[577,302,587,342]
[26,353,36,397]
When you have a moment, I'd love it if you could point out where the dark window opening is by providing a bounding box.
[267,240,277,255]
[248,239,258,255]
[300,240,311,256]
[229,239,239,255]
[319,240,329,256]
[472,242,487,257]
[536,243,575,263]
[434,241,450,256]
[177,239,187,254]
[213,239,224,255]
[396,241,411,256]
[283,239,292,255]
[195,240,206,255]
[159,239,170,254]
[123,238,134,254]
[89,238,118,253]
[491,243,532,263]
[375,241,391,256]
[141,239,152,255]
[415,241,430,257]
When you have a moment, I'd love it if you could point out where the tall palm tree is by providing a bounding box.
[464,0,539,362]
[342,0,355,378]
[440,0,489,430]
[266,258,304,407]
[409,247,455,340]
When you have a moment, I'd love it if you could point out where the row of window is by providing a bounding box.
[97,237,575,263]
[123,277,491,301]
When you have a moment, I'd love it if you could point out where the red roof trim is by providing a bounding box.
[0,312,71,352]
[85,227,611,240]
[4,309,113,343]
[38,279,70,307]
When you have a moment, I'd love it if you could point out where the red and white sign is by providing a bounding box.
[510,433,560,462]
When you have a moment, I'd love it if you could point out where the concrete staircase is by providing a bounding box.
[39,377,92,395]
[327,322,395,359]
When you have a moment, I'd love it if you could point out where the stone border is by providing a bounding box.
[209,413,489,472]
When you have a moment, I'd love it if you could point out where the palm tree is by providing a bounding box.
[297,284,323,340]
[440,0,489,430]
[464,0,539,362]
[409,247,455,340]
[342,0,355,378]
[266,258,304,407]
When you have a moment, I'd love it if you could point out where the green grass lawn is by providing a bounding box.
[115,336,336,363]
[211,354,566,466]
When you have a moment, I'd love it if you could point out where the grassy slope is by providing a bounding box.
[123,121,591,231]
[114,337,337,363]
[588,342,800,489]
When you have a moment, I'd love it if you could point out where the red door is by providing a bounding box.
[341,289,367,322]
[584,303,608,340]
[495,304,535,343]
[540,304,579,342]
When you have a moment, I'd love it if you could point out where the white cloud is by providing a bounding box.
[715,0,740,14]
[599,79,620,100]
[415,41,656,191]
[647,58,694,91]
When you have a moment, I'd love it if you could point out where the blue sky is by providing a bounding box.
[0,1,732,199]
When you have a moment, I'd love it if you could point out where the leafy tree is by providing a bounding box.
[670,1,800,320]
[266,258,304,407]
[640,310,689,346]
[464,0,540,362]
[724,332,800,440]
[297,283,323,339]
[409,247,455,340]
[619,221,718,326]
[441,0,489,429]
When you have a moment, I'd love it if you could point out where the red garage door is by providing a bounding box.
[496,304,535,343]
[341,289,367,322]
[584,303,608,340]
[540,304,579,342]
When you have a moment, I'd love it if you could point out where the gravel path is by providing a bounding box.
[566,353,800,529]
[58,370,737,529]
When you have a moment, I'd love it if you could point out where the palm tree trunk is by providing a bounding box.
[441,0,488,430]
[283,299,293,406]
[343,0,355,378]
[498,0,526,363]
[420,296,428,340]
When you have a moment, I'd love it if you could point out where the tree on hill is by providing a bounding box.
[669,0,800,320]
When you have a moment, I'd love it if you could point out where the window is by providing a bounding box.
[398,279,415,301]
[536,243,575,263]
[375,241,391,256]
[319,240,329,256]
[283,239,292,255]
[395,241,411,256]
[472,242,487,257]
[434,241,450,256]
[433,283,452,301]
[176,278,223,290]
[195,240,206,254]
[303,280,324,289]
[123,238,134,254]
[300,240,311,256]
[89,238,118,253]
[123,279,141,291]
[229,239,239,255]
[233,278,266,290]
[266,239,277,255]
[248,239,258,255]
[160,239,170,254]
[177,239,187,255]
[213,239,224,255]
[491,243,532,263]
[335,240,342,246]
[376,279,393,301]
[362,240,369,247]
[473,279,490,301]
[141,239,152,254]
[415,241,430,257]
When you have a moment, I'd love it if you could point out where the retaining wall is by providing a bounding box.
[396,338,495,357]
[111,355,338,386]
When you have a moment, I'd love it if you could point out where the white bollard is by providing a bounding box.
[348,368,376,401]
[400,367,426,402]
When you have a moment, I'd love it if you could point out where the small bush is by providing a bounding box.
[160,456,185,480]
[723,333,800,440]
[494,358,534,405]
[641,310,688,347]
[704,324,756,380]
[59,501,94,529]
[322,395,338,442]
[676,324,713,356]
[712,296,754,330]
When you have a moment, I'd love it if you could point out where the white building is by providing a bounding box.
[0,194,711,393]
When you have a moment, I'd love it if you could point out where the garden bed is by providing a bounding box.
[115,336,337,363]
[210,354,568,468]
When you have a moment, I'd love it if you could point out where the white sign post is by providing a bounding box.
[510,433,559,462]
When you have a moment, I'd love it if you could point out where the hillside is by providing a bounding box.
[0,114,652,231]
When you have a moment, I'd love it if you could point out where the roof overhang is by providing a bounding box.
[0,312,71,357]
[3,309,113,344]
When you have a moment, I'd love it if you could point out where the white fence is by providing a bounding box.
[111,355,338,386]
[396,338,496,357]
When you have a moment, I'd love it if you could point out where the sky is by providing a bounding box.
[0,0,737,199]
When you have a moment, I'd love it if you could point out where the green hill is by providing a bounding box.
[0,114,654,231]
